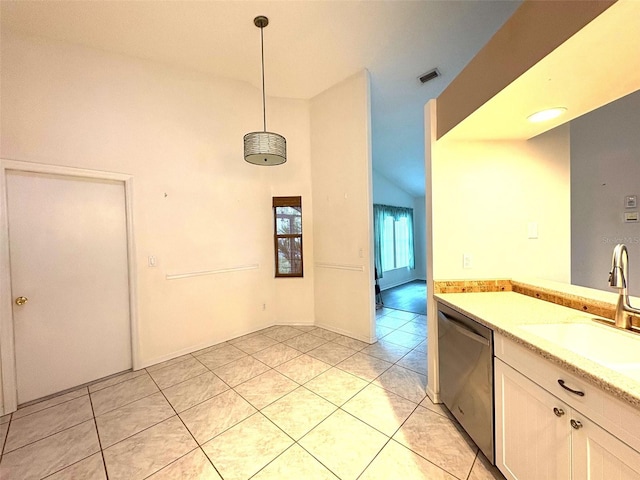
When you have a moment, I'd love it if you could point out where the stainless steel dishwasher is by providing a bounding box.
[437,302,494,463]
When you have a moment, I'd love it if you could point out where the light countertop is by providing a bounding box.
[434,290,640,411]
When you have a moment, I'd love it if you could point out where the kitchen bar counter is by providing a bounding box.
[434,289,640,411]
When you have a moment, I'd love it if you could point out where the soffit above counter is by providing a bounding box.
[436,0,640,141]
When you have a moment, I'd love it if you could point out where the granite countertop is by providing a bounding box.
[434,290,640,411]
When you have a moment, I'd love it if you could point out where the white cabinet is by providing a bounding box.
[495,335,640,480]
[495,359,571,480]
[573,416,640,480]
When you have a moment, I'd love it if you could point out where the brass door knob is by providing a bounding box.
[15,296,28,306]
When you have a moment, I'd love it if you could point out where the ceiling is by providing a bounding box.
[0,0,521,197]
[445,0,640,142]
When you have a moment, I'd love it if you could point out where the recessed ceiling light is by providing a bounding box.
[527,107,567,123]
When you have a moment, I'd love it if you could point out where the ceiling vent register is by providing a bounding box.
[419,68,441,84]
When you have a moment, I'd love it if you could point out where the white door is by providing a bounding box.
[7,171,131,404]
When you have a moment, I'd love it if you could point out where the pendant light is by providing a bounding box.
[244,16,286,166]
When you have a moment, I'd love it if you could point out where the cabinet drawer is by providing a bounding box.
[495,333,640,452]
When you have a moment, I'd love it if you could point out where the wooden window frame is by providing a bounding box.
[273,196,303,278]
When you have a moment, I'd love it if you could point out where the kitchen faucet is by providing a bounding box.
[609,243,640,329]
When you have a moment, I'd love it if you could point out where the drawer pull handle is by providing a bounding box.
[553,407,565,417]
[570,419,583,430]
[558,379,585,397]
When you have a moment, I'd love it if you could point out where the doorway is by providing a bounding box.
[0,160,139,413]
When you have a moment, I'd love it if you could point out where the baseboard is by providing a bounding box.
[426,385,441,404]
[313,322,377,344]
[380,277,423,291]
[138,322,315,369]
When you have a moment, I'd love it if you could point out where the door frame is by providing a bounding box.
[0,159,140,414]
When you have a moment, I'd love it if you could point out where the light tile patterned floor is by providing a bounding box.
[0,308,505,480]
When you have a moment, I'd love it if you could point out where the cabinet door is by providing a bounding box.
[572,415,640,480]
[495,358,571,480]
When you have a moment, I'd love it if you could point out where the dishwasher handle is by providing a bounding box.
[444,316,490,346]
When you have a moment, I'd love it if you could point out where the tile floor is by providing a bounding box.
[0,308,505,480]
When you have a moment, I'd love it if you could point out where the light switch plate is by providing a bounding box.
[527,222,538,239]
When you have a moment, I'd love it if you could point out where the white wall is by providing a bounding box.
[424,100,438,402]
[432,124,571,282]
[0,30,315,374]
[413,195,427,280]
[571,90,640,296]
[372,169,426,288]
[310,71,376,343]
[426,107,571,402]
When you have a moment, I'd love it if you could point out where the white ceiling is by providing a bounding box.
[0,0,521,197]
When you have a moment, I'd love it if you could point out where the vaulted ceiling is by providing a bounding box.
[1,0,521,196]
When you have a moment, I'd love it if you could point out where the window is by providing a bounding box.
[273,196,303,277]
[373,204,415,275]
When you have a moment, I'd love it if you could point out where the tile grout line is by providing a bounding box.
[88,384,199,477]
[253,410,300,449]
[138,447,211,480]
[354,395,467,480]
[88,370,148,395]
[92,385,160,419]
[244,314,429,478]
[246,442,298,479]
[144,368,227,479]
[238,338,387,479]
[88,391,110,480]
[39,448,101,480]
[288,410,348,480]
[159,338,338,476]
[0,414,12,460]
[271,325,424,477]
[8,388,89,422]
[1,416,95,458]
[353,436,394,480]
[465,451,481,480]
[4,309,428,479]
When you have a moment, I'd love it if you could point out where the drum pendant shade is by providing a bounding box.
[244,131,286,165]
[244,16,287,166]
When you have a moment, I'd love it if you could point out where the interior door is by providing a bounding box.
[7,170,131,404]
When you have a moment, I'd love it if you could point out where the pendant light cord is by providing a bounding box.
[260,25,267,132]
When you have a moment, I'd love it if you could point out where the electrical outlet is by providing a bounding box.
[463,253,473,269]
[148,255,157,267]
